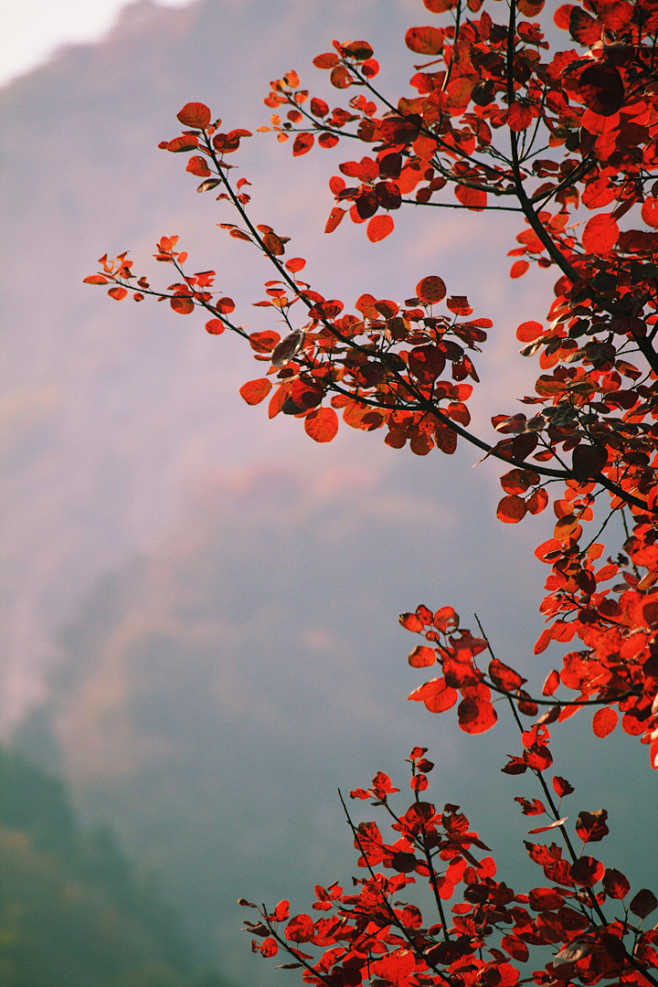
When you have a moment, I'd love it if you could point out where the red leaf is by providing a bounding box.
[400,612,424,632]
[325,207,346,234]
[572,443,608,480]
[641,197,658,229]
[304,407,339,443]
[510,260,529,279]
[177,102,211,129]
[293,133,314,156]
[603,868,630,900]
[84,274,109,285]
[170,295,194,315]
[455,185,487,210]
[497,495,527,524]
[501,935,529,963]
[416,276,446,304]
[571,856,604,887]
[408,645,436,668]
[285,914,314,942]
[215,296,235,314]
[205,319,225,335]
[516,320,544,342]
[529,887,564,911]
[408,676,458,713]
[458,696,497,734]
[592,707,618,738]
[507,103,533,132]
[249,330,280,353]
[239,378,272,406]
[582,213,619,255]
[405,26,444,55]
[367,214,394,242]
[313,52,339,69]
[371,771,399,799]
[489,658,524,693]
[543,670,560,696]
[575,809,609,844]
[108,286,128,301]
[261,937,278,957]
[186,155,211,177]
[629,889,657,919]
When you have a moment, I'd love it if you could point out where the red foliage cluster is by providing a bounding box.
[241,751,657,987]
[86,1,658,985]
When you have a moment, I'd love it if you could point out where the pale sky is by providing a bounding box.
[0,0,193,88]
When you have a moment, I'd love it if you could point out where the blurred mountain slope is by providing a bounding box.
[0,744,230,987]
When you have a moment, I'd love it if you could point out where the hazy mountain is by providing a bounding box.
[0,0,542,728]
[0,745,230,987]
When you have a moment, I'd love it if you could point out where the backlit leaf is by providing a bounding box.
[582,213,619,256]
[405,26,444,55]
[177,102,211,129]
[571,855,604,886]
[170,295,194,315]
[458,696,497,734]
[408,645,436,668]
[239,378,272,406]
[366,215,394,242]
[455,185,487,210]
[592,707,617,738]
[284,914,314,942]
[603,868,630,900]
[304,407,339,443]
[497,495,527,524]
[293,133,314,156]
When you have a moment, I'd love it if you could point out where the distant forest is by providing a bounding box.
[0,746,232,987]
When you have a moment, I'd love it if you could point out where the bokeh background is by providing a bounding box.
[1,2,656,986]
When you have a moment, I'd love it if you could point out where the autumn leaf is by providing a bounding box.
[582,213,619,255]
[366,214,394,242]
[304,407,339,443]
[239,378,272,406]
[176,101,211,129]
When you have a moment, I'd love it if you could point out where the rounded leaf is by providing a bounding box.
[416,275,446,304]
[603,868,630,900]
[592,707,617,738]
[408,645,436,668]
[284,913,314,942]
[304,407,339,443]
[516,320,544,343]
[582,213,619,256]
[239,378,272,406]
[571,856,604,887]
[170,295,194,315]
[177,102,211,129]
[458,696,497,734]
[405,25,444,55]
[497,495,527,524]
[366,214,394,242]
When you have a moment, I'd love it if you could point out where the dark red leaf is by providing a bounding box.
[571,856,604,887]
[630,889,657,919]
